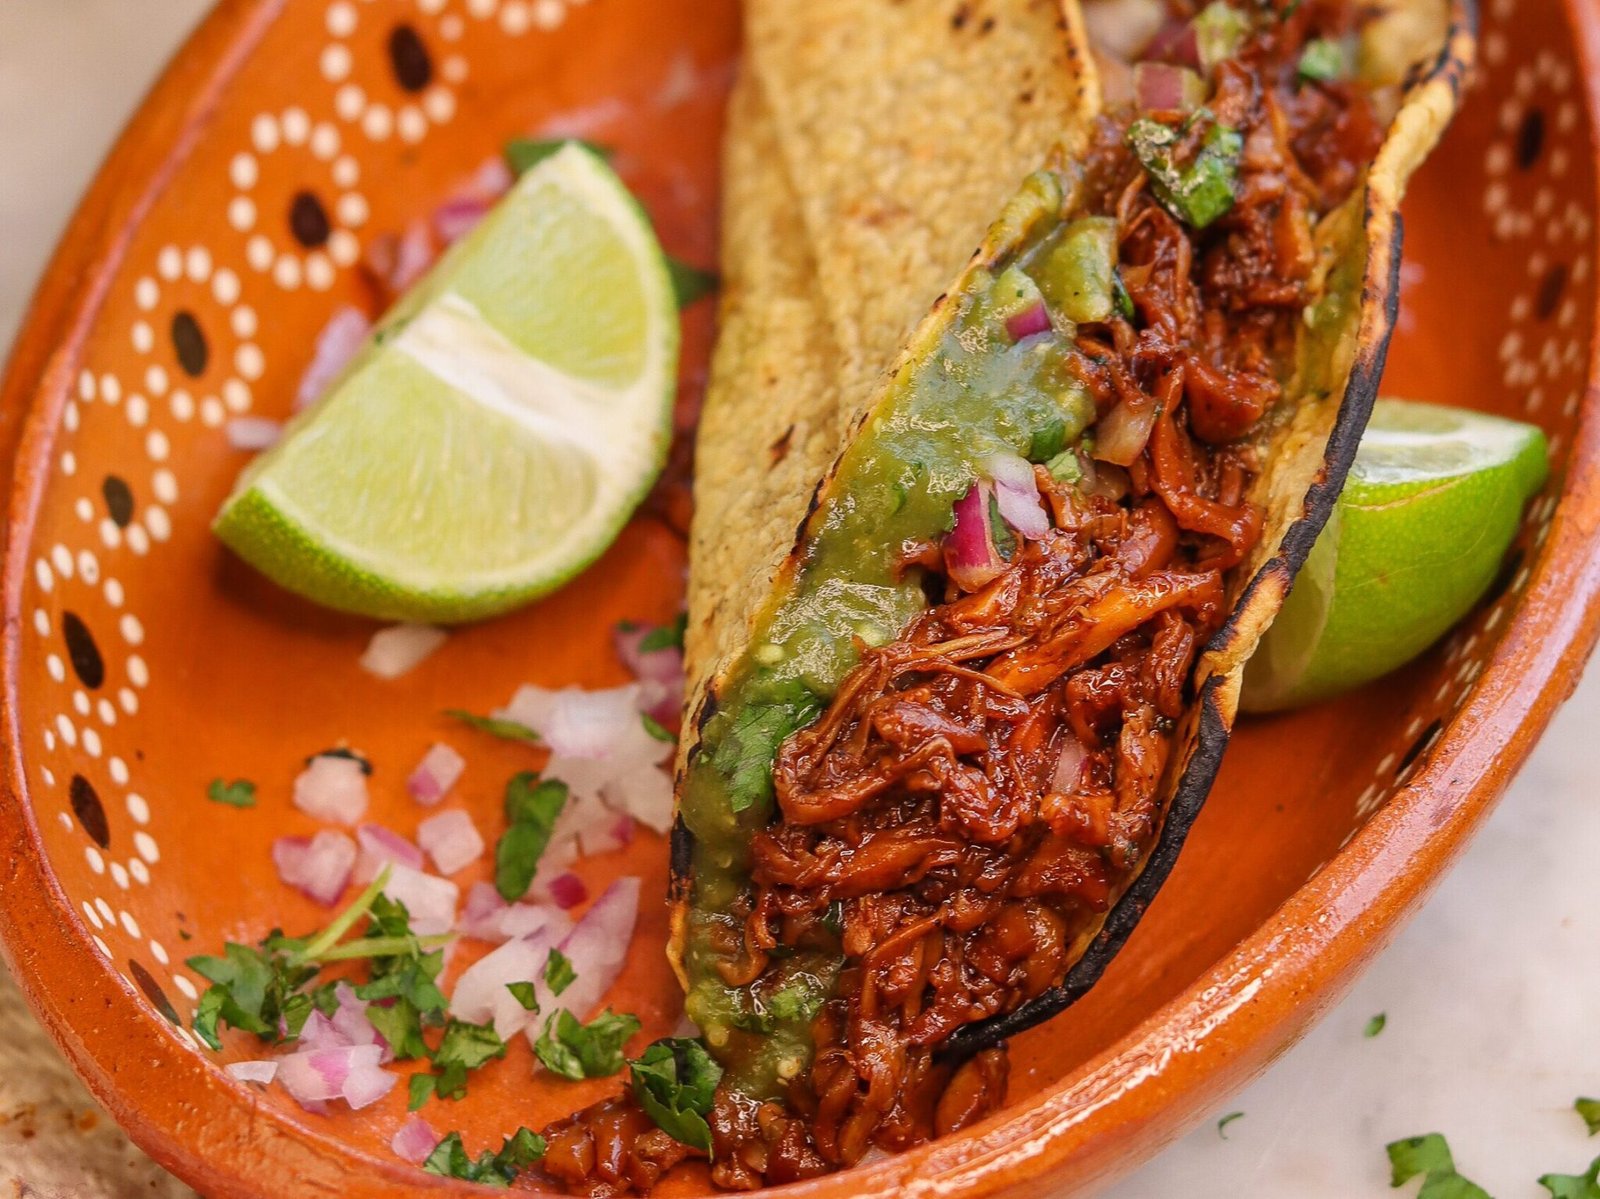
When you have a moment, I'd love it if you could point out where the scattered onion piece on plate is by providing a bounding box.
[417,809,485,875]
[272,830,356,906]
[380,863,459,937]
[407,743,465,806]
[354,823,424,883]
[391,1115,441,1165]
[294,305,371,412]
[292,754,370,826]
[225,1060,278,1085]
[360,623,448,680]
[276,1043,395,1111]
[224,416,282,451]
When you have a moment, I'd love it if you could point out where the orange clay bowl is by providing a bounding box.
[2,1,1599,1196]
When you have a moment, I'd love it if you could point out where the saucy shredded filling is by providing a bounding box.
[542,0,1389,1191]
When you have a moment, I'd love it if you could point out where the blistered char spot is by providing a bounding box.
[62,611,105,689]
[101,476,135,527]
[388,24,433,93]
[127,960,182,1026]
[70,774,111,849]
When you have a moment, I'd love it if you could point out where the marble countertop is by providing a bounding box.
[3,4,1598,1196]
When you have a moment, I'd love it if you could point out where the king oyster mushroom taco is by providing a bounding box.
[541,0,1474,1190]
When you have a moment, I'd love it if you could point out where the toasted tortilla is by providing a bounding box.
[675,0,1476,1059]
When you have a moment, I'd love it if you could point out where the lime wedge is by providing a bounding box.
[1241,398,1547,713]
[215,143,678,623]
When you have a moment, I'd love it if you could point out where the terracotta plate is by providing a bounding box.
[2,1,1599,1196]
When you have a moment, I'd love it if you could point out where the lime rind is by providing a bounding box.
[214,143,678,623]
[1241,399,1548,713]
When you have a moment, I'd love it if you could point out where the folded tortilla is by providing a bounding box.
[675,0,1473,1091]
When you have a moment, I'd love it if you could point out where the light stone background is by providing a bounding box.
[2,4,1598,1197]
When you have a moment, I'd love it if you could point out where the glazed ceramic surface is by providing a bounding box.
[2,1,1599,1197]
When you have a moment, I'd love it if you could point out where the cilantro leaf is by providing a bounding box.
[1577,1098,1600,1137]
[710,693,822,814]
[534,1008,641,1080]
[1386,1133,1492,1199]
[408,1072,437,1112]
[642,713,675,743]
[1298,37,1350,83]
[1540,1157,1600,1199]
[423,1127,546,1186]
[985,490,1017,560]
[629,1036,722,1152]
[667,258,718,309]
[1217,1111,1244,1139]
[187,939,318,1049]
[206,778,257,808]
[507,981,540,1011]
[504,137,611,176]
[410,1019,508,1106]
[445,709,540,744]
[1365,1013,1387,1038]
[544,949,576,996]
[636,614,686,654]
[495,774,568,901]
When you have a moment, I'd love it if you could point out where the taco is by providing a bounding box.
[677,0,1469,1188]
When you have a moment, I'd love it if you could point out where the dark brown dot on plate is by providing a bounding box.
[1516,108,1545,170]
[69,774,110,849]
[1536,262,1567,320]
[169,310,208,378]
[101,476,135,527]
[288,190,332,249]
[1396,718,1444,777]
[127,960,182,1027]
[388,24,433,93]
[61,611,104,689]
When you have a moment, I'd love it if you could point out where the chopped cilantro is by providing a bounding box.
[1578,1098,1600,1137]
[507,981,539,1011]
[495,774,568,901]
[986,490,1018,560]
[1540,1157,1600,1199]
[1386,1133,1492,1199]
[642,713,675,742]
[423,1127,546,1186]
[534,1008,641,1080]
[1045,449,1083,484]
[408,1072,436,1112]
[409,1019,507,1106]
[445,708,540,744]
[504,136,611,176]
[1298,37,1350,82]
[1365,1013,1387,1038]
[629,1037,722,1152]
[667,257,719,309]
[206,778,257,808]
[1113,271,1136,321]
[711,692,822,814]
[637,613,687,653]
[1217,1111,1244,1139]
[1027,415,1068,463]
[544,949,576,996]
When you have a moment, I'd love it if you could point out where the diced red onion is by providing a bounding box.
[225,417,282,451]
[391,1115,440,1164]
[332,982,389,1061]
[273,830,356,906]
[294,305,371,412]
[613,622,686,727]
[1004,300,1052,343]
[1144,19,1201,67]
[1093,396,1160,467]
[984,453,1051,541]
[944,482,1007,594]
[277,1043,392,1109]
[1052,738,1089,792]
[293,754,369,825]
[535,871,588,910]
[359,623,448,680]
[459,881,574,944]
[1135,62,1206,112]
[464,157,514,201]
[534,877,641,1031]
[391,219,437,293]
[1084,0,1168,60]
[499,902,573,943]
[433,197,493,245]
[380,863,459,937]
[296,1009,343,1053]
[601,764,672,835]
[499,684,656,761]
[417,809,484,876]
[449,924,565,1039]
[406,742,465,806]
[354,823,424,884]
[225,1059,278,1085]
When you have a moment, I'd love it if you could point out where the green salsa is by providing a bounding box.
[679,172,1111,1097]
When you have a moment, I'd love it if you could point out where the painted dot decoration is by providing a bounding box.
[60,611,105,689]
[69,774,110,850]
